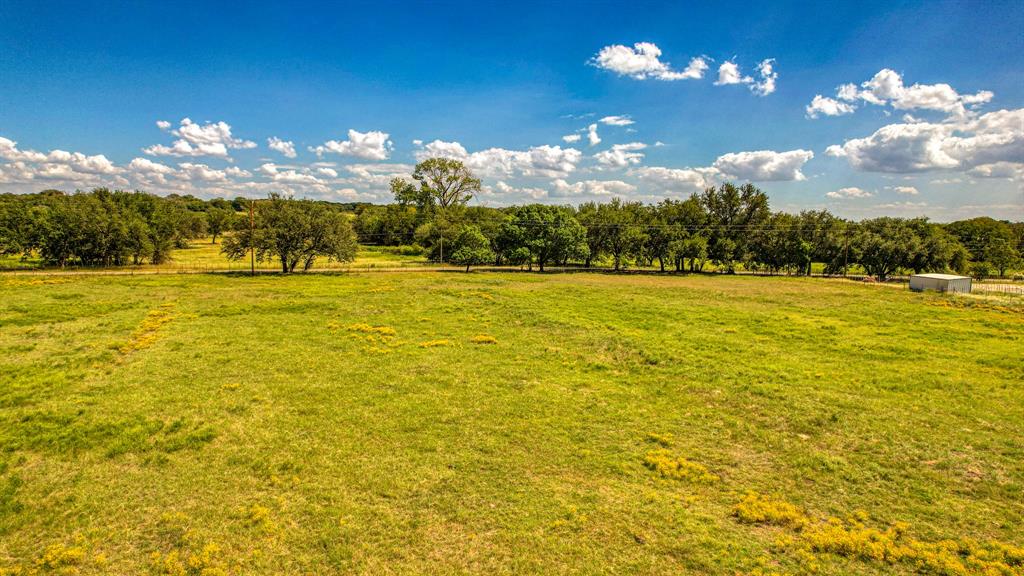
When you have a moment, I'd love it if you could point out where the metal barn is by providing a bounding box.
[909,273,972,294]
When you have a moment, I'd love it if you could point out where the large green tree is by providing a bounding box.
[206,207,236,244]
[400,158,483,262]
[660,195,708,272]
[511,204,588,272]
[449,225,494,272]
[906,219,970,275]
[855,219,910,280]
[576,202,608,268]
[701,183,770,273]
[0,195,32,257]
[411,158,481,209]
[947,217,1020,277]
[594,198,644,271]
[222,194,357,272]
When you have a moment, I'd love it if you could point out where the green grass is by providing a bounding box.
[0,240,433,271]
[0,272,1021,575]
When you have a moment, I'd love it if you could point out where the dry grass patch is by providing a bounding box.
[120,303,176,354]
[642,449,718,483]
[644,432,674,447]
[0,537,108,576]
[733,492,808,528]
[343,323,396,336]
[733,492,1024,575]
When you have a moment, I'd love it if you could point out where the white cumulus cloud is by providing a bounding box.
[808,69,994,120]
[590,42,707,81]
[489,180,548,200]
[0,136,125,189]
[712,149,814,181]
[414,140,583,178]
[715,61,750,86]
[825,108,1024,174]
[267,137,297,158]
[551,178,636,197]
[753,59,777,96]
[967,161,1024,179]
[176,162,232,182]
[806,95,856,118]
[310,129,393,161]
[826,187,874,199]
[600,115,635,126]
[714,59,777,95]
[628,166,718,194]
[144,118,256,158]
[128,157,175,175]
[594,142,647,168]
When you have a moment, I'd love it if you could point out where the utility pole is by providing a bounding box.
[249,199,255,277]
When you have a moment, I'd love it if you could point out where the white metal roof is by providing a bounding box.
[911,273,971,280]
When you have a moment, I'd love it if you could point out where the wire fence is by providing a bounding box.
[0,260,446,276]
[2,258,1023,296]
[971,282,1024,295]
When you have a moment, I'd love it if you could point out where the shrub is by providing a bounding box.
[971,261,991,280]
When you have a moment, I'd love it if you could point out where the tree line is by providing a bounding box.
[0,189,359,271]
[0,189,229,266]
[2,158,1022,278]
[354,159,1023,278]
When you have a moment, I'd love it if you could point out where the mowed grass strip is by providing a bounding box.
[0,272,1021,575]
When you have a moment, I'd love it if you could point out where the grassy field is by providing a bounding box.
[0,272,1022,575]
[0,241,434,272]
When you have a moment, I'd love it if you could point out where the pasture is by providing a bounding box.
[0,272,1021,575]
[0,241,432,272]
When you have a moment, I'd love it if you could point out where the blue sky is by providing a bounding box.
[1,0,1022,220]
